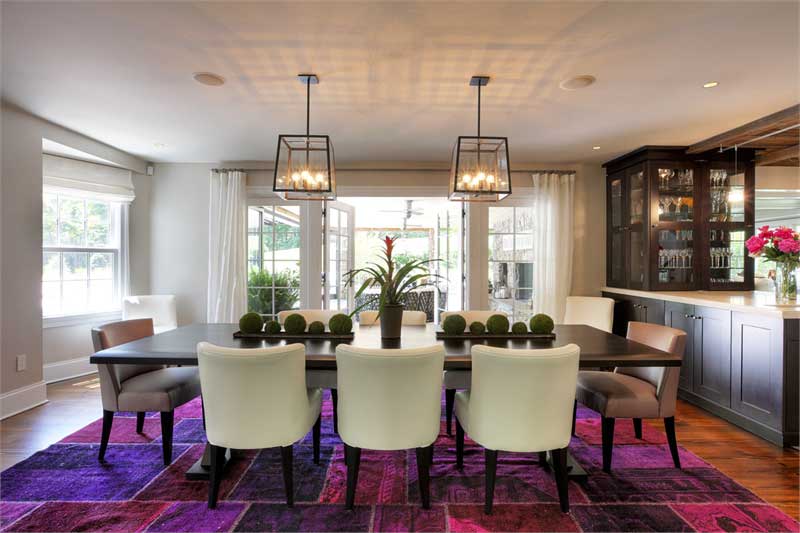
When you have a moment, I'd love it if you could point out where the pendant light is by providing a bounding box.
[273,74,336,200]
[449,76,511,202]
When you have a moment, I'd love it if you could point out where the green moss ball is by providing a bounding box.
[329,313,353,335]
[486,314,510,334]
[512,321,528,334]
[239,312,264,334]
[283,313,307,335]
[264,320,281,334]
[308,321,325,335]
[442,314,467,335]
[469,321,486,335]
[530,313,555,334]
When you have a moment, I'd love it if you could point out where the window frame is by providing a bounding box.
[487,202,536,322]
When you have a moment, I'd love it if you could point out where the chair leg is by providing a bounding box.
[445,389,456,436]
[281,445,294,507]
[455,418,465,468]
[136,412,146,434]
[331,389,339,434]
[160,411,174,465]
[664,417,681,469]
[551,447,570,513]
[538,451,547,466]
[601,416,615,473]
[98,410,114,461]
[313,413,321,465]
[484,449,498,515]
[633,418,643,439]
[415,446,432,509]
[208,444,225,509]
[571,399,577,436]
[344,444,361,510]
[201,394,206,430]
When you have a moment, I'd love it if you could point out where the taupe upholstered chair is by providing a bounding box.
[575,321,687,472]
[92,318,201,465]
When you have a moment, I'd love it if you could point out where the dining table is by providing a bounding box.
[90,322,680,481]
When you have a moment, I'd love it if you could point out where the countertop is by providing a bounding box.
[601,287,800,319]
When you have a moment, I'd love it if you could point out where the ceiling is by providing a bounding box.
[2,1,798,164]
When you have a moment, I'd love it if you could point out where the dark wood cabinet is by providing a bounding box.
[604,146,755,291]
[664,302,695,392]
[692,306,732,407]
[604,292,664,336]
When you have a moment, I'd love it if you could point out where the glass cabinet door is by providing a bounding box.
[656,228,694,285]
[706,164,751,289]
[628,167,646,288]
[607,173,626,287]
[657,167,694,222]
[652,162,696,289]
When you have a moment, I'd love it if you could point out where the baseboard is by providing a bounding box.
[43,356,97,384]
[0,381,48,420]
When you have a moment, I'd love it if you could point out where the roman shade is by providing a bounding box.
[43,154,136,202]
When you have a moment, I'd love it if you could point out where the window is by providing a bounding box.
[488,206,534,321]
[42,192,122,317]
[247,205,301,320]
[325,204,352,312]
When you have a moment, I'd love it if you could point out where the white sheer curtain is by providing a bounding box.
[207,170,248,323]
[532,171,575,322]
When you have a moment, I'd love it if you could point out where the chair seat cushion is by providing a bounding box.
[118,367,201,412]
[306,369,337,389]
[443,370,470,389]
[576,371,659,418]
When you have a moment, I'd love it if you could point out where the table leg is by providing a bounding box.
[545,450,588,481]
[185,443,235,480]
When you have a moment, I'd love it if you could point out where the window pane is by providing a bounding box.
[273,232,300,260]
[43,252,60,281]
[89,280,114,310]
[86,201,110,247]
[274,288,300,312]
[62,252,88,280]
[62,281,87,314]
[248,208,261,231]
[248,269,272,289]
[489,234,513,261]
[248,233,261,262]
[59,198,85,246]
[90,253,114,279]
[42,281,61,317]
[489,207,513,233]
[273,261,300,287]
[515,262,534,289]
[43,194,58,246]
[515,234,533,261]
[515,207,535,233]
[247,288,272,315]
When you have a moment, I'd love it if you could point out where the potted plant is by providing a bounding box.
[343,236,440,339]
[746,225,799,302]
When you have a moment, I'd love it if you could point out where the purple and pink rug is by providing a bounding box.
[1,393,798,532]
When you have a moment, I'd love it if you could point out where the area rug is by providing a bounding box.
[1,393,798,532]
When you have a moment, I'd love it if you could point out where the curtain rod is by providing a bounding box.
[212,167,576,173]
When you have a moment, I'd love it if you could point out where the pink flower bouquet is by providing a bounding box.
[746,225,799,300]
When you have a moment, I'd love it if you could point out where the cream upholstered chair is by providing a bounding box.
[562,296,615,333]
[358,310,427,326]
[441,310,508,436]
[277,309,337,325]
[336,344,444,509]
[575,321,687,473]
[92,319,200,465]
[197,342,322,508]
[122,295,178,334]
[455,344,579,514]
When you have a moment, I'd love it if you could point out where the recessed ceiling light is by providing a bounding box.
[193,72,225,86]
[592,146,601,150]
[153,142,167,149]
[703,81,719,88]
[559,75,596,91]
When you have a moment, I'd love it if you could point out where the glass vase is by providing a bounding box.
[774,262,798,303]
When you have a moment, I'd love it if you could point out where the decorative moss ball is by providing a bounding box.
[283,313,307,335]
[486,314,510,334]
[469,321,486,335]
[264,320,281,334]
[239,312,264,334]
[329,313,353,335]
[442,314,467,335]
[530,313,555,334]
[512,321,528,334]
[308,321,325,335]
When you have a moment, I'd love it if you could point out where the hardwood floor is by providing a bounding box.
[1,376,798,519]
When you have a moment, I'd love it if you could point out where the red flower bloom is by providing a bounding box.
[773,226,795,240]
[758,225,774,239]
[745,235,766,255]
[383,236,397,257]
[777,238,800,254]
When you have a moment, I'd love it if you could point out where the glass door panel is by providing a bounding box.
[608,175,626,287]
[324,202,354,312]
[628,168,645,287]
[657,167,694,222]
[709,168,745,223]
[708,228,746,285]
[656,228,694,285]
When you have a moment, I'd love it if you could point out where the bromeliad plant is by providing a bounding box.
[343,235,441,316]
[746,225,799,301]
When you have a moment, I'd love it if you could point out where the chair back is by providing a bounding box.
[468,344,579,452]
[336,344,444,450]
[616,322,686,417]
[359,310,427,326]
[122,295,177,333]
[277,309,337,325]
[197,342,314,449]
[92,319,163,411]
[440,310,504,325]
[562,296,615,333]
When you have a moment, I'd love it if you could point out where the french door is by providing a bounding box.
[323,201,355,312]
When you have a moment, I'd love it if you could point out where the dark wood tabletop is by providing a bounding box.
[89,323,680,369]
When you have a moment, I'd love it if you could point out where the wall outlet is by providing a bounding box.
[16,354,26,372]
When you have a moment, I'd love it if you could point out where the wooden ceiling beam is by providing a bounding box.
[755,144,800,167]
[687,104,800,154]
